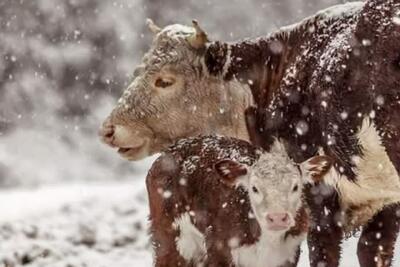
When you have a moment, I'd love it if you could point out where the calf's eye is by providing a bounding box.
[155,77,175,88]
[252,186,259,193]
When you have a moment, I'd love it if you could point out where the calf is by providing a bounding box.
[146,135,331,267]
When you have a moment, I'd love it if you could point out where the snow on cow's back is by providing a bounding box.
[279,1,364,33]
[266,1,364,112]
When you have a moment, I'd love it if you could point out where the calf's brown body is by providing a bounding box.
[147,136,308,267]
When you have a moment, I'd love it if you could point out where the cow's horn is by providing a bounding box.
[188,20,208,49]
[146,18,161,34]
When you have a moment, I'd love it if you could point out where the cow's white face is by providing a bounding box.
[99,21,252,161]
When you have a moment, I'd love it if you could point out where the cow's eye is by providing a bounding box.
[292,184,299,192]
[155,77,175,88]
[252,186,259,194]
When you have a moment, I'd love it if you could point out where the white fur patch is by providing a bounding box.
[300,157,331,184]
[173,213,206,263]
[222,44,232,78]
[231,231,305,267]
[279,2,363,33]
[323,118,400,227]
[173,212,304,267]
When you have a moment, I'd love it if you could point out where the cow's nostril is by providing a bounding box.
[99,122,116,146]
[105,129,114,138]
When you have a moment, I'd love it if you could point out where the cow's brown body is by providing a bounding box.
[205,1,400,266]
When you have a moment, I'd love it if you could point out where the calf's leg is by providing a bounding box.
[357,205,400,267]
[204,236,235,267]
[279,247,301,267]
[151,221,189,267]
[147,158,192,267]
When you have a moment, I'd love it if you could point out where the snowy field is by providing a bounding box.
[1,159,400,267]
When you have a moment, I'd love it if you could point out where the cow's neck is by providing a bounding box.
[205,28,321,161]
[205,30,300,108]
[209,80,254,142]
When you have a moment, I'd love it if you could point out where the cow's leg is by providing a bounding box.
[357,205,400,267]
[306,185,343,267]
[308,226,343,267]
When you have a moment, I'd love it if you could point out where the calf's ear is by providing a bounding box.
[300,155,333,184]
[214,160,248,186]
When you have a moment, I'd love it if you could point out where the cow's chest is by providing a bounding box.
[339,170,400,232]
[231,232,304,267]
[324,118,400,232]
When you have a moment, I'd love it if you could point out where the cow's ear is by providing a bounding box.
[300,155,333,184]
[214,160,248,186]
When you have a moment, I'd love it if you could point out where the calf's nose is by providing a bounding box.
[266,213,291,230]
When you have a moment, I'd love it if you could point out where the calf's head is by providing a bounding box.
[100,20,252,160]
[215,143,332,232]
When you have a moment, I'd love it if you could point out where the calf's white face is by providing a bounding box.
[215,142,332,232]
[248,154,302,231]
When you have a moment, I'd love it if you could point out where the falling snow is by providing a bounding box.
[2,0,400,266]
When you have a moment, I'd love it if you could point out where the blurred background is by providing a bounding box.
[0,0,349,187]
[0,0,361,266]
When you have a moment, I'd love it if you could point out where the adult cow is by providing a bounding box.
[100,0,400,266]
[216,0,400,264]
[205,0,400,265]
[100,1,366,162]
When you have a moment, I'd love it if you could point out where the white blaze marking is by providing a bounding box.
[173,213,206,263]
[222,45,232,78]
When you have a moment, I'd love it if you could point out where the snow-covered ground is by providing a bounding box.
[0,179,152,267]
[1,160,400,267]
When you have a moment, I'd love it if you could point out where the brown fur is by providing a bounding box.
[147,136,307,267]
